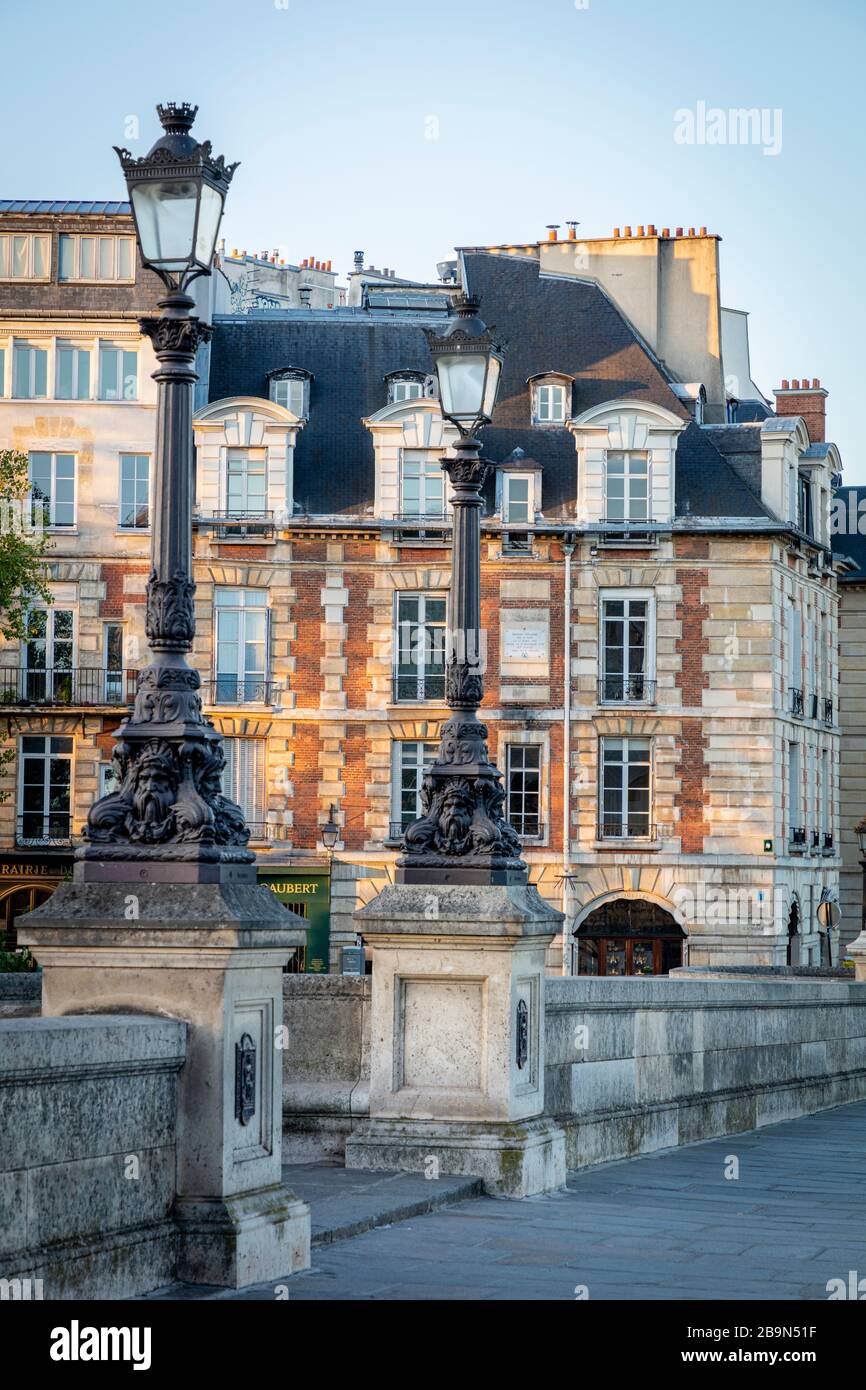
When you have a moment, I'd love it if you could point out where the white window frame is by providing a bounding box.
[390,739,438,832]
[223,447,268,515]
[55,339,92,401]
[399,450,446,517]
[118,453,151,530]
[12,340,48,399]
[599,736,653,840]
[98,342,138,402]
[502,472,533,523]
[58,233,135,283]
[213,588,270,703]
[604,451,650,523]
[0,232,50,281]
[599,589,655,703]
[505,743,543,840]
[17,734,74,846]
[394,592,447,702]
[270,375,309,418]
[28,451,77,529]
[390,377,425,404]
[531,377,569,425]
[788,740,802,839]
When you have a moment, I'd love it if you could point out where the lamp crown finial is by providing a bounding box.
[156,102,199,135]
[454,292,481,318]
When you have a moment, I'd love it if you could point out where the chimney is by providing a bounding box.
[354,250,364,272]
[546,225,559,241]
[773,377,827,443]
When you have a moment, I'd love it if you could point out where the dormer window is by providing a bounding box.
[385,370,433,405]
[529,373,572,425]
[798,473,814,538]
[605,452,649,522]
[267,367,312,419]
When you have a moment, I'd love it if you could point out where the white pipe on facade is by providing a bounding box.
[562,537,576,974]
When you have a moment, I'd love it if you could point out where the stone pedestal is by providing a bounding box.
[847,930,866,983]
[344,883,566,1197]
[17,869,311,1288]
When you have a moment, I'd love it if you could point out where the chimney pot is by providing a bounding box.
[566,221,578,240]
[546,225,559,241]
[637,224,645,237]
[624,225,632,237]
[662,227,670,238]
[792,379,800,389]
[699,226,707,236]
[813,377,820,388]
[613,227,620,238]
[688,227,696,236]
[781,379,789,390]
[675,227,683,236]
[648,224,656,236]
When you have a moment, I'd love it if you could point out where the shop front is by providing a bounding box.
[0,851,74,949]
[257,866,331,973]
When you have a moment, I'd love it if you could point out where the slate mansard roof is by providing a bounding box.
[207,249,775,526]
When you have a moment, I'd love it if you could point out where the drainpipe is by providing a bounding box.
[562,534,576,973]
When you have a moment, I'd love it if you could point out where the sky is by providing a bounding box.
[3,0,864,470]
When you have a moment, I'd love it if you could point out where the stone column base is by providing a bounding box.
[345,1117,567,1198]
[174,1185,310,1288]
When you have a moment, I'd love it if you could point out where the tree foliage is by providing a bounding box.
[0,448,53,640]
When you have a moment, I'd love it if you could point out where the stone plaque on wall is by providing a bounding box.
[500,608,550,677]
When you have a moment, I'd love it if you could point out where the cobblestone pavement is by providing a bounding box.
[158,1102,866,1301]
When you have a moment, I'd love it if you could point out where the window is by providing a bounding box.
[391,740,438,833]
[394,593,446,701]
[29,452,75,528]
[214,588,269,703]
[599,737,651,838]
[788,741,803,844]
[798,474,813,538]
[0,233,50,280]
[98,342,137,401]
[271,375,308,417]
[503,474,532,523]
[56,340,91,400]
[222,737,266,825]
[58,234,134,282]
[99,761,120,798]
[17,735,73,845]
[23,608,74,702]
[600,595,652,702]
[104,623,125,704]
[532,379,568,424]
[605,452,649,522]
[12,341,48,398]
[400,451,445,517]
[506,745,542,837]
[389,376,426,403]
[119,453,150,529]
[225,448,267,514]
[0,345,4,395]
[821,749,830,844]
[788,599,802,712]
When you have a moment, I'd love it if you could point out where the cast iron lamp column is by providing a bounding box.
[399,295,526,886]
[80,104,250,880]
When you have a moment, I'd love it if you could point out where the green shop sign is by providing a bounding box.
[258,869,330,974]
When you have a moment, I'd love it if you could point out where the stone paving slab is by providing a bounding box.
[146,1101,866,1301]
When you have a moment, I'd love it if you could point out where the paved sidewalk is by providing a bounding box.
[150,1101,866,1300]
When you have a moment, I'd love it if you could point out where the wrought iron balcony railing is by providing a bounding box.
[245,821,290,843]
[501,530,533,555]
[811,829,821,850]
[598,675,657,705]
[823,832,834,853]
[200,678,279,707]
[389,511,452,544]
[16,813,72,847]
[392,672,446,703]
[789,687,804,717]
[788,826,807,851]
[0,668,138,707]
[203,510,275,539]
[596,818,656,841]
[824,698,834,726]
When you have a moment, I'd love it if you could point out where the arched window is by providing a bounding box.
[385,370,434,405]
[266,367,313,418]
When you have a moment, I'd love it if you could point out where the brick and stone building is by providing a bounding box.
[0,210,843,972]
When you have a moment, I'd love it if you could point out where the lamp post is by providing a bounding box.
[80,103,249,880]
[399,294,526,886]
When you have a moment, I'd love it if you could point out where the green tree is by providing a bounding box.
[0,449,53,800]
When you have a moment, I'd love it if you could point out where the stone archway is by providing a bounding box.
[574,897,686,976]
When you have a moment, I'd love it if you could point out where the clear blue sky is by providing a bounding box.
[3,0,863,470]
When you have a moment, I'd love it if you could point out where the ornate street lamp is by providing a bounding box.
[79,104,250,880]
[399,295,525,886]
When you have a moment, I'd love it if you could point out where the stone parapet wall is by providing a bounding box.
[282,974,371,1159]
[0,1013,187,1299]
[546,976,866,1169]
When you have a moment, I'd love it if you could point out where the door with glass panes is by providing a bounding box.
[18,735,73,844]
[23,609,74,703]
